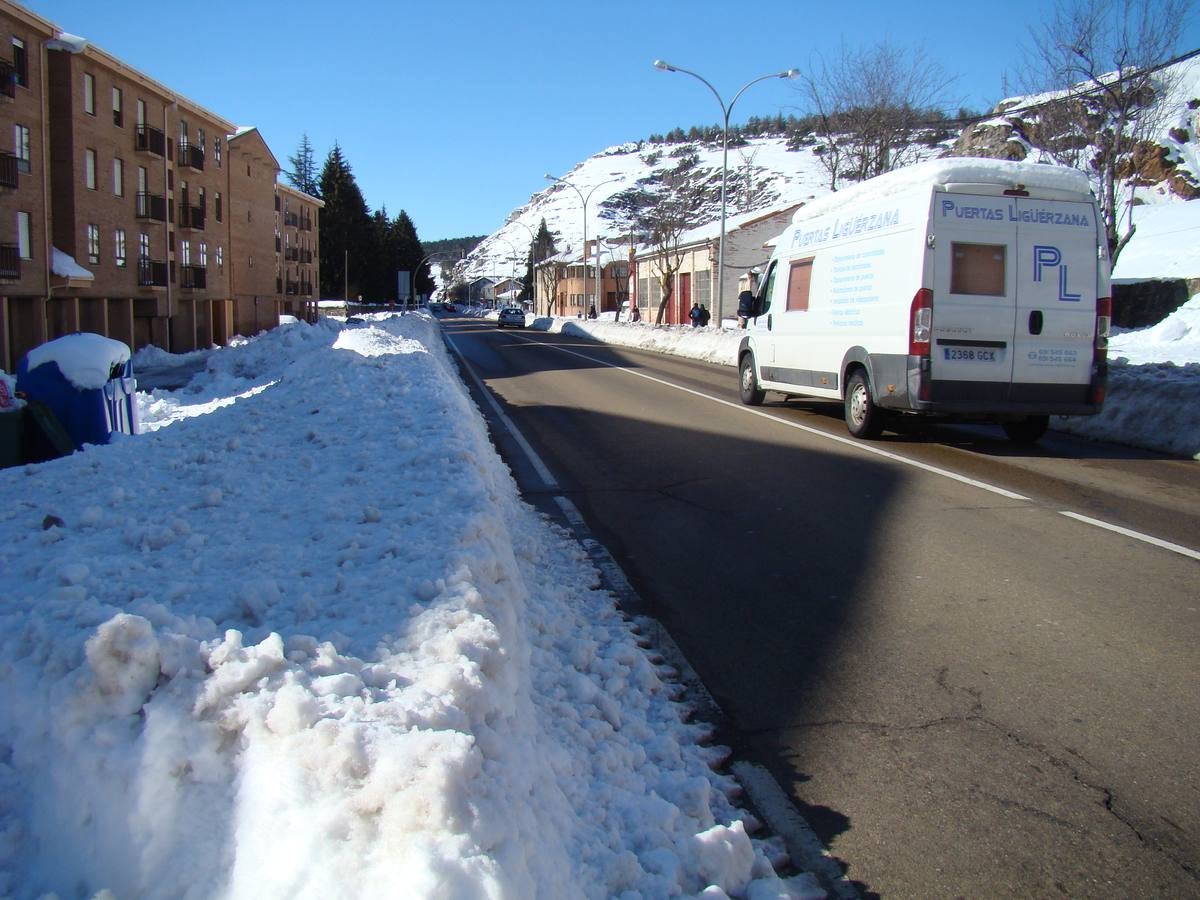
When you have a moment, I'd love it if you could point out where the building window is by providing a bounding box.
[11,38,27,88]
[114,228,126,267]
[12,38,28,88]
[17,212,32,259]
[136,98,146,127]
[199,242,207,267]
[14,124,31,173]
[197,127,205,156]
[214,138,222,167]
[198,186,205,213]
[248,254,253,269]
[216,245,223,271]
[113,158,124,196]
[84,73,95,115]
[693,269,711,307]
[180,239,190,266]
[87,224,100,264]
[85,148,97,189]
[247,208,252,223]
[215,192,222,222]
[178,118,188,145]
[139,232,150,261]
[787,258,814,312]
[112,87,123,127]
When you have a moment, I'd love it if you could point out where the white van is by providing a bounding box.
[737,158,1111,442]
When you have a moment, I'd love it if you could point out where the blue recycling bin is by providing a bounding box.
[16,333,138,452]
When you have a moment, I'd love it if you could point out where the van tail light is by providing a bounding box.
[1095,296,1111,360]
[910,289,933,356]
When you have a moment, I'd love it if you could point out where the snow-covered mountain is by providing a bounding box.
[458,53,1200,287]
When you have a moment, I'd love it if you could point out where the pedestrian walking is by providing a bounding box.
[699,304,711,327]
[689,303,702,327]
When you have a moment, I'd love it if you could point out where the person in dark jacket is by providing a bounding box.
[699,304,711,327]
[737,290,755,328]
[689,303,702,327]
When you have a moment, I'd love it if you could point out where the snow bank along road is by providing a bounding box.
[441,311,1200,899]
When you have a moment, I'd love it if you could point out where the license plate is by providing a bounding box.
[944,347,1001,362]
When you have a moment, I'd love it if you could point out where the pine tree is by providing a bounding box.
[318,143,371,299]
[286,133,319,197]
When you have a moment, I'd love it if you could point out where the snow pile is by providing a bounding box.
[1053,294,1200,457]
[0,313,816,898]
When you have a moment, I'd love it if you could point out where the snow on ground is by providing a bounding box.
[468,299,1200,460]
[0,312,820,899]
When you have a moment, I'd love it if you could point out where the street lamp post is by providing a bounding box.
[509,220,538,309]
[653,60,798,326]
[493,235,519,308]
[545,173,621,317]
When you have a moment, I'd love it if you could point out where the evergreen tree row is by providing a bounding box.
[286,133,436,303]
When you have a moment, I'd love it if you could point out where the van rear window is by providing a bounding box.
[951,243,1006,296]
[787,258,814,311]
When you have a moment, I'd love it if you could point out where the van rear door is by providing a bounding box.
[930,194,1018,396]
[1010,197,1098,402]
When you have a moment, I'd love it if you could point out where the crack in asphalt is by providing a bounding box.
[761,697,1199,884]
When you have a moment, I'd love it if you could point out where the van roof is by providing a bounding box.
[791,157,1093,224]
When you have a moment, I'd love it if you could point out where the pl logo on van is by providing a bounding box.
[1033,245,1082,302]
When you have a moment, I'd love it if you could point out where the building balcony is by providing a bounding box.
[301,280,313,297]
[178,203,205,231]
[300,249,313,264]
[138,259,168,287]
[135,124,166,157]
[274,194,280,211]
[283,212,299,228]
[276,277,283,294]
[299,216,313,232]
[285,280,299,296]
[0,151,18,190]
[0,244,19,280]
[177,141,204,171]
[180,264,206,290]
[0,59,14,101]
[136,191,167,222]
[274,236,281,253]
[284,246,298,262]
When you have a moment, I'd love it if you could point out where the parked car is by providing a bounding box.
[497,307,526,329]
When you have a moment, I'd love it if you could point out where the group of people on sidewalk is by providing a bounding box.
[688,303,711,328]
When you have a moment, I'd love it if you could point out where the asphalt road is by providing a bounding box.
[442,315,1200,899]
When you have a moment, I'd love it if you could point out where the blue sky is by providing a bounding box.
[24,0,1200,241]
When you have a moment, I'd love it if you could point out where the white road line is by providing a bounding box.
[443,333,559,490]
[509,331,1030,500]
[510,330,1200,561]
[1058,511,1200,561]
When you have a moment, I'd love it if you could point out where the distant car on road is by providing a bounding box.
[497,307,526,329]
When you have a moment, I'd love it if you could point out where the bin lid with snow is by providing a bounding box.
[21,333,132,389]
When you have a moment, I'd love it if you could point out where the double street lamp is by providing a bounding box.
[545,172,622,317]
[652,60,798,325]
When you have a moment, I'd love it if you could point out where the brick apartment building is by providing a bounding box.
[0,0,321,373]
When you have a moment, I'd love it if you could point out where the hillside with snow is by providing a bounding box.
[458,53,1200,291]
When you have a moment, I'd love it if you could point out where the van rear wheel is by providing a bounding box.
[739,354,765,406]
[845,370,884,439]
[1003,415,1049,444]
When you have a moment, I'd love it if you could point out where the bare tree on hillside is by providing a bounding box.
[1022,0,1187,264]
[636,166,707,325]
[800,40,956,191]
[537,259,565,317]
